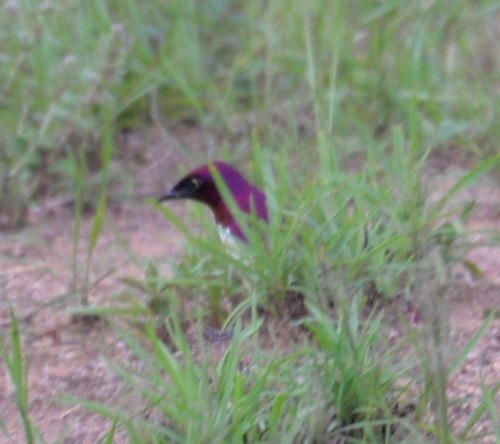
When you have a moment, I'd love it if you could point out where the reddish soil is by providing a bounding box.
[0,129,499,443]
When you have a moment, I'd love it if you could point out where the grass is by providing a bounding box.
[0,308,40,443]
[1,0,499,442]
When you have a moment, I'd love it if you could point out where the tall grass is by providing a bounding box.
[123,142,498,442]
[0,0,128,227]
[1,0,499,442]
[1,0,498,226]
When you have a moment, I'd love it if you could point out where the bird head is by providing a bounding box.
[158,161,268,241]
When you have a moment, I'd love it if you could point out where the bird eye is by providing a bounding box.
[190,177,201,189]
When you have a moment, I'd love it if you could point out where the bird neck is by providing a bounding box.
[213,199,232,227]
[212,200,247,240]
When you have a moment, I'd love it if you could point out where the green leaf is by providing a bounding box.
[431,155,500,218]
[462,260,485,280]
[449,311,495,376]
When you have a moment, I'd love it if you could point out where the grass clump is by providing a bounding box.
[71,304,420,443]
[133,135,496,442]
[0,1,129,227]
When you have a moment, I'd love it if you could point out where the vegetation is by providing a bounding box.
[1,0,499,442]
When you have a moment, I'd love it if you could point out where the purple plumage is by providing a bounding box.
[158,161,268,241]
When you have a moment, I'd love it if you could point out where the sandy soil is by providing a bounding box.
[0,129,499,443]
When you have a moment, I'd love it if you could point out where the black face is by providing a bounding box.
[158,176,205,202]
[158,174,225,212]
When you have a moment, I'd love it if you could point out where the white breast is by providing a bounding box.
[217,225,237,246]
[217,224,249,262]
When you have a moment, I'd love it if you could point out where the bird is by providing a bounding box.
[158,161,268,242]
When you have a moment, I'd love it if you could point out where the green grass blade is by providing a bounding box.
[431,155,500,218]
[449,311,495,376]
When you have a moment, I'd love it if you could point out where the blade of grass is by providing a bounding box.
[430,154,500,219]
[0,308,36,444]
[449,310,495,376]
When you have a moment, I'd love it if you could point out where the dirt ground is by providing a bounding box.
[0,129,499,443]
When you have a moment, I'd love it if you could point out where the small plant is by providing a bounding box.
[69,109,115,308]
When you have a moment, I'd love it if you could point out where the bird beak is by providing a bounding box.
[157,189,180,203]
